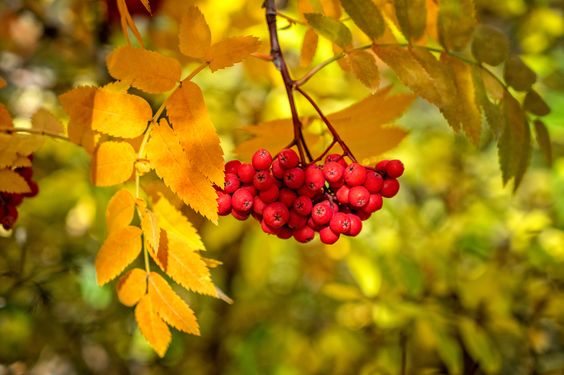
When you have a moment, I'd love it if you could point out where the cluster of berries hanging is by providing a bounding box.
[216,148,403,244]
[0,162,39,230]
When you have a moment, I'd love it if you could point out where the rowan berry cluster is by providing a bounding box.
[0,164,39,230]
[216,148,404,244]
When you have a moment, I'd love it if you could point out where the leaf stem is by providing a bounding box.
[276,11,306,26]
[0,126,70,142]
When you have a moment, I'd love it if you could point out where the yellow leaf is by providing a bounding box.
[31,108,65,135]
[208,36,261,72]
[178,6,211,60]
[166,82,224,186]
[148,272,200,335]
[0,76,6,89]
[328,88,413,161]
[59,87,98,153]
[145,120,218,222]
[107,46,181,94]
[116,268,147,306]
[154,230,217,297]
[348,50,380,91]
[141,208,160,252]
[0,134,44,168]
[106,188,135,233]
[9,156,32,168]
[0,104,13,128]
[153,193,204,250]
[91,88,151,138]
[95,225,142,285]
[92,141,136,187]
[300,28,319,67]
[438,0,476,51]
[0,169,31,194]
[135,294,171,357]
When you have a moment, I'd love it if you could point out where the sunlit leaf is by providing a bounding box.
[504,56,536,92]
[145,120,218,222]
[340,0,385,40]
[92,141,136,187]
[106,188,135,234]
[321,0,341,18]
[107,46,181,93]
[0,133,44,168]
[471,25,509,66]
[141,208,160,252]
[348,50,380,91]
[178,6,211,60]
[0,104,13,128]
[148,272,200,335]
[523,90,550,116]
[304,13,352,48]
[116,268,147,306]
[393,0,426,41]
[31,108,65,135]
[300,28,319,67]
[0,169,31,194]
[95,225,142,285]
[208,36,261,72]
[534,120,552,166]
[135,294,171,357]
[166,81,224,186]
[438,0,476,51]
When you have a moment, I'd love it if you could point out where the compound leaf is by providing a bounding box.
[135,294,171,357]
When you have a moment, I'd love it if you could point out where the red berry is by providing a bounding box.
[287,210,307,229]
[364,170,383,193]
[325,154,347,167]
[224,160,241,174]
[278,188,297,208]
[347,214,362,236]
[261,219,280,234]
[319,226,339,244]
[344,163,366,186]
[277,226,293,239]
[253,170,275,191]
[348,186,370,208]
[237,163,255,183]
[297,185,317,198]
[356,210,371,221]
[263,202,290,229]
[271,158,285,179]
[293,225,315,243]
[293,196,313,216]
[239,185,257,197]
[362,194,383,213]
[328,178,344,190]
[311,202,333,225]
[283,167,305,190]
[305,165,325,191]
[23,181,39,198]
[278,149,299,169]
[330,212,351,234]
[232,188,254,212]
[252,148,273,170]
[16,167,33,181]
[381,178,400,198]
[217,191,232,216]
[1,205,18,230]
[386,160,404,178]
[322,162,344,183]
[253,196,267,216]
[336,185,350,204]
[258,184,279,203]
[375,160,389,173]
[224,173,240,194]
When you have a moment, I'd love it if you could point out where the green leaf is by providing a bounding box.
[472,67,504,138]
[471,25,509,66]
[498,93,531,189]
[524,90,550,116]
[393,0,426,41]
[504,56,536,92]
[459,317,502,374]
[438,0,476,51]
[304,13,352,48]
[534,120,552,166]
[340,0,386,40]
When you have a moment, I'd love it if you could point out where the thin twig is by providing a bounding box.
[0,127,69,142]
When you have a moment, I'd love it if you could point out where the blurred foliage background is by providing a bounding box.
[1,0,563,374]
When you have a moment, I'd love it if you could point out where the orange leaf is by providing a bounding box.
[141,208,160,252]
[0,104,13,128]
[31,108,65,135]
[153,230,217,297]
[135,294,171,357]
[166,82,224,186]
[0,134,44,168]
[116,268,147,306]
[106,188,135,233]
[0,169,31,194]
[153,193,204,250]
[93,141,136,187]
[107,46,181,94]
[95,225,142,285]
[145,120,218,222]
[208,36,261,72]
[300,28,318,67]
[148,272,200,335]
[348,50,380,91]
[178,6,211,59]
[59,87,97,152]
